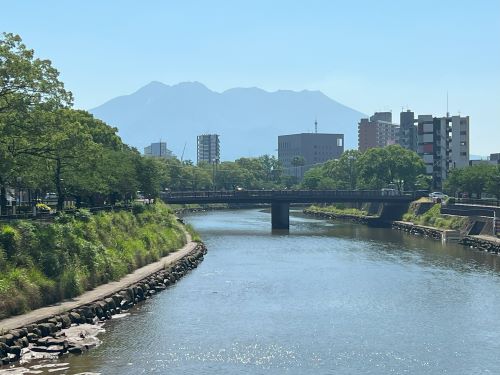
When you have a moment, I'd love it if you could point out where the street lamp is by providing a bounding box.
[348,155,356,190]
[212,158,219,191]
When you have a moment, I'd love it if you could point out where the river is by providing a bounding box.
[7,209,500,374]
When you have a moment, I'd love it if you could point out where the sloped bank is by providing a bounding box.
[303,207,384,226]
[0,242,207,366]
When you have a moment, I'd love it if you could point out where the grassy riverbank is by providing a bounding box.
[402,203,467,230]
[307,204,369,217]
[0,202,186,320]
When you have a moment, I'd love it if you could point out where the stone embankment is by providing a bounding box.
[303,208,375,225]
[0,243,207,366]
[459,236,500,254]
[391,221,445,241]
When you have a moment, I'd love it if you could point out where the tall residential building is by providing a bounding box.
[417,115,470,190]
[278,133,344,180]
[197,134,220,165]
[398,110,418,152]
[144,141,174,159]
[358,112,398,152]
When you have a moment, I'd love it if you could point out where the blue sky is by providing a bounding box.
[2,0,499,154]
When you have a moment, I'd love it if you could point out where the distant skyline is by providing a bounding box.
[2,0,499,154]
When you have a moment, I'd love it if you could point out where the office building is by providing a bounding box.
[417,115,470,189]
[491,153,500,163]
[278,132,344,180]
[197,134,220,165]
[144,141,174,159]
[358,112,398,152]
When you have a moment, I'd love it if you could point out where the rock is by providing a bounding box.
[25,324,36,333]
[3,334,14,345]
[0,342,9,354]
[19,337,29,348]
[38,323,56,337]
[27,333,39,343]
[61,314,72,328]
[105,297,116,310]
[9,345,21,358]
[1,357,10,365]
[69,312,83,324]
[45,345,66,354]
[9,330,21,341]
[111,294,123,306]
[80,305,96,319]
[68,346,83,354]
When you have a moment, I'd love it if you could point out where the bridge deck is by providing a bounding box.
[161,189,415,205]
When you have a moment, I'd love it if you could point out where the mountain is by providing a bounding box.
[90,81,365,161]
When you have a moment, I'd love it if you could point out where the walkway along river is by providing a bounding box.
[4,208,500,374]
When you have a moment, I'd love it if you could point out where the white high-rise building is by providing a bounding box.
[417,115,470,190]
[197,134,220,165]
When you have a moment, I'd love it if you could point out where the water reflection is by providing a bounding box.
[5,209,500,375]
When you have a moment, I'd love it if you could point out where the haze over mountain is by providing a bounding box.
[90,81,365,162]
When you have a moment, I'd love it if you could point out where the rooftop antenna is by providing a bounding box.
[446,91,449,117]
[314,117,318,134]
[180,142,187,162]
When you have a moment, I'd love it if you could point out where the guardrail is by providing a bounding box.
[161,189,416,202]
[448,198,500,207]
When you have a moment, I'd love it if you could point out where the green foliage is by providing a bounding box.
[0,225,20,257]
[302,146,424,191]
[403,203,467,230]
[185,223,202,242]
[0,202,186,319]
[132,202,146,215]
[445,164,500,199]
[308,204,368,217]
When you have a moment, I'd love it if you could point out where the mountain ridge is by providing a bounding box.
[90,81,365,161]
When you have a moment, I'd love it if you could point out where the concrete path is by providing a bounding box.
[0,234,197,333]
[472,234,500,244]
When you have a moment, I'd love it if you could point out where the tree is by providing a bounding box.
[291,155,305,182]
[357,145,425,190]
[446,164,497,198]
[0,33,72,212]
[486,166,500,201]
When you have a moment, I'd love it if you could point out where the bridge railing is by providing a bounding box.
[162,189,416,200]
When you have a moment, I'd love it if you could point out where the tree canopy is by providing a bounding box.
[303,145,425,191]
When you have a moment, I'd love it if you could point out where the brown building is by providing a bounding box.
[358,112,398,152]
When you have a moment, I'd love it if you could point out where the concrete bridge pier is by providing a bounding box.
[271,202,290,229]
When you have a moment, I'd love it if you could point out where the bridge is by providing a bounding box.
[161,190,416,229]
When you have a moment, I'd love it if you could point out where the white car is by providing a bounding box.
[429,192,448,200]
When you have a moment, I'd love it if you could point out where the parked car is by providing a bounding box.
[429,192,448,201]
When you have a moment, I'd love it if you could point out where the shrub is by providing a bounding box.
[132,202,146,215]
[0,225,20,257]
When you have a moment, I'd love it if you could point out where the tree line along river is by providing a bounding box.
[4,208,500,374]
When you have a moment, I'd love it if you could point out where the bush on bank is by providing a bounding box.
[0,202,186,320]
[307,204,368,217]
[402,203,467,230]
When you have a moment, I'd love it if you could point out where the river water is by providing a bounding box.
[7,209,500,374]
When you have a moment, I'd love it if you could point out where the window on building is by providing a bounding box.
[337,138,343,147]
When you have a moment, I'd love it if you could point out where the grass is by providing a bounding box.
[402,203,467,230]
[307,204,368,217]
[0,202,186,320]
[185,223,202,242]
